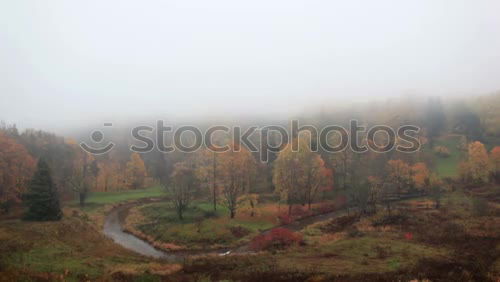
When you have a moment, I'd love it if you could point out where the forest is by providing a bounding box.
[1,94,500,281]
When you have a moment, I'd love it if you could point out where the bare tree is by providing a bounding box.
[167,161,198,220]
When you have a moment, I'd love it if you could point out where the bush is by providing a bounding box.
[420,222,467,245]
[230,226,251,238]
[277,213,293,225]
[374,245,389,259]
[203,210,217,219]
[372,214,409,227]
[346,226,364,238]
[250,228,302,251]
[471,197,489,217]
[291,205,313,218]
[434,146,451,158]
[0,201,12,214]
[319,215,358,233]
[316,203,336,214]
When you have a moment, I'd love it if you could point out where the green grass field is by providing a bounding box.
[69,186,166,212]
[84,186,165,204]
[131,201,276,249]
[430,135,464,178]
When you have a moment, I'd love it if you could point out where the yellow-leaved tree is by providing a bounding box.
[459,141,490,184]
[386,159,411,195]
[412,162,430,190]
[195,148,219,211]
[125,152,147,189]
[218,142,256,218]
[490,146,500,182]
[273,137,332,215]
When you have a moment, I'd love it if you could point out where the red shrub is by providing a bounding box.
[250,228,302,251]
[404,232,413,240]
[277,213,293,225]
[334,195,348,209]
[277,205,316,225]
[292,205,311,218]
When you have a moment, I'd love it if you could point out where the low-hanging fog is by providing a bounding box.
[1,0,500,132]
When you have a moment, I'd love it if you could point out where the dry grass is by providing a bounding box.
[0,215,180,280]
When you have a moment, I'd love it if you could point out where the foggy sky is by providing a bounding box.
[1,1,500,131]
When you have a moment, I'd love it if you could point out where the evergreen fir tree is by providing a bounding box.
[23,159,62,221]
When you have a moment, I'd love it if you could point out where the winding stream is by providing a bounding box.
[103,203,174,259]
[103,199,349,260]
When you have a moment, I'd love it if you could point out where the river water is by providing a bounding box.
[103,204,173,259]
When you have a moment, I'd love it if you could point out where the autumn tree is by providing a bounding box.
[429,175,443,209]
[380,182,398,215]
[23,159,62,221]
[330,149,353,190]
[125,152,147,189]
[348,181,371,215]
[239,193,260,217]
[97,160,123,192]
[89,159,99,190]
[458,161,472,184]
[367,176,382,213]
[386,159,411,195]
[195,148,219,211]
[66,140,95,207]
[219,143,256,218]
[274,138,332,215]
[411,162,430,191]
[273,144,302,215]
[69,155,93,207]
[476,93,500,136]
[459,141,490,184]
[327,133,353,190]
[490,146,500,182]
[167,161,198,220]
[18,130,76,198]
[0,133,36,213]
[302,151,332,210]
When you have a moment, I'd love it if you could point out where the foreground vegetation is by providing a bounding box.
[1,182,499,281]
[176,186,500,281]
[0,214,179,281]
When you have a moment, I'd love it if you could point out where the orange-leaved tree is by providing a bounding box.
[96,160,124,192]
[0,132,36,213]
